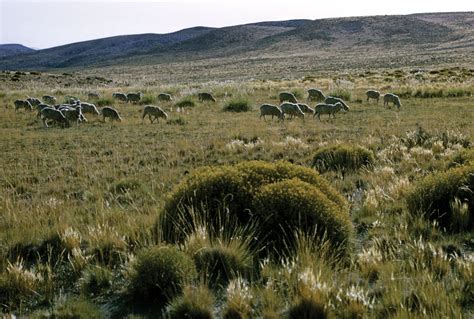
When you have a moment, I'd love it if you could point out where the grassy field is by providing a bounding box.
[0,67,472,318]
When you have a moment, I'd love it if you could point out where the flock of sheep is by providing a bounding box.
[259,89,401,121]
[12,88,402,128]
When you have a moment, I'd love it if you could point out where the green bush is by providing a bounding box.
[405,164,474,232]
[223,98,251,112]
[448,148,474,168]
[253,179,353,254]
[108,178,150,206]
[52,298,102,319]
[175,97,196,108]
[127,245,197,306]
[96,98,114,107]
[160,161,349,257]
[329,89,351,101]
[79,265,112,297]
[312,144,375,172]
[139,94,155,105]
[167,285,214,319]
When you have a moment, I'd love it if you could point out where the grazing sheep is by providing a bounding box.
[14,99,33,112]
[279,92,298,103]
[198,92,216,102]
[112,92,127,102]
[307,89,326,101]
[280,102,304,119]
[26,97,42,107]
[64,96,80,105]
[80,102,100,115]
[142,105,168,123]
[126,92,142,104]
[88,92,100,99]
[297,103,315,114]
[313,102,345,120]
[259,104,284,121]
[60,106,87,124]
[383,93,402,108]
[157,93,173,102]
[366,90,380,103]
[42,95,57,105]
[324,96,350,111]
[101,106,122,122]
[36,103,51,118]
[41,107,70,128]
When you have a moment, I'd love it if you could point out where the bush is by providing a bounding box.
[175,97,196,108]
[405,164,474,232]
[52,298,102,319]
[167,285,214,319]
[108,178,150,206]
[139,94,155,105]
[253,179,353,255]
[96,98,114,107]
[127,245,197,306]
[79,265,112,297]
[160,161,349,257]
[329,89,351,101]
[223,98,251,112]
[288,295,329,319]
[312,144,375,172]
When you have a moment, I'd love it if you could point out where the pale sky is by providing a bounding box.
[1,0,473,49]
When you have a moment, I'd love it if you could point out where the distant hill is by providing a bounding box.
[0,44,35,58]
[0,12,472,71]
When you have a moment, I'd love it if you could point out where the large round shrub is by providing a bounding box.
[253,179,353,254]
[160,161,350,256]
[406,164,473,232]
[312,144,374,172]
[127,245,197,306]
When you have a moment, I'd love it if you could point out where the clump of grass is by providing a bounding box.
[291,89,304,100]
[51,298,102,318]
[139,93,155,105]
[167,285,214,319]
[405,164,474,232]
[108,178,150,206]
[96,97,114,107]
[222,278,253,319]
[175,96,196,108]
[312,144,375,173]
[223,98,251,112]
[79,265,112,297]
[288,295,329,319]
[126,245,197,306]
[329,88,351,101]
[167,117,186,125]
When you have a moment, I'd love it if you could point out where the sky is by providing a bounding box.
[1,0,473,49]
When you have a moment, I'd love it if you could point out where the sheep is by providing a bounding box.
[259,104,284,121]
[80,102,100,115]
[280,102,304,119]
[126,92,142,104]
[307,89,326,101]
[297,103,315,115]
[26,97,42,107]
[42,95,57,105]
[324,96,350,111]
[157,93,173,102]
[313,102,345,120]
[41,107,70,128]
[198,92,216,102]
[14,99,33,112]
[101,106,122,122]
[112,92,127,102]
[64,96,80,104]
[142,105,168,123]
[88,92,100,99]
[36,103,51,118]
[383,93,402,108]
[366,90,380,103]
[60,106,87,124]
[279,92,298,103]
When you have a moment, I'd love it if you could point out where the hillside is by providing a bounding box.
[0,44,35,58]
[0,12,472,79]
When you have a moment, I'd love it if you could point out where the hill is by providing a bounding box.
[0,44,35,58]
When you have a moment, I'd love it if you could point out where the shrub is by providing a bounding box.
[96,98,114,107]
[312,144,375,172]
[108,178,150,206]
[127,245,197,306]
[139,94,155,105]
[167,285,214,319]
[405,164,474,232]
[79,265,112,297]
[175,97,196,108]
[288,295,329,319]
[253,179,353,255]
[329,89,351,101]
[448,148,474,168]
[291,89,304,100]
[223,98,251,112]
[160,161,349,257]
[52,298,102,318]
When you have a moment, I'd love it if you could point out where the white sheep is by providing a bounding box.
[80,102,100,115]
[42,95,57,105]
[279,92,298,103]
[383,93,402,108]
[307,89,326,101]
[324,96,350,111]
[366,90,380,103]
[41,107,70,128]
[259,104,284,121]
[101,106,122,122]
[297,103,315,115]
[142,105,168,123]
[14,99,33,112]
[157,93,173,102]
[280,102,304,119]
[313,102,345,120]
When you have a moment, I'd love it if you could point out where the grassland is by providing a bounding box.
[0,66,472,318]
